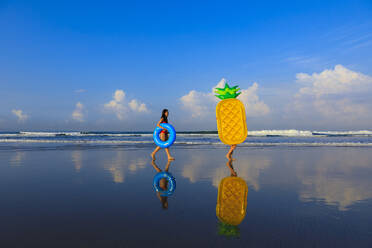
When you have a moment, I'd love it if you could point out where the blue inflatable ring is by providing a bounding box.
[153,172,176,196]
[153,123,176,148]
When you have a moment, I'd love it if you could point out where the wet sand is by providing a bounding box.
[0,145,372,247]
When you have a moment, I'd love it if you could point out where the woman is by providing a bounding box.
[151,109,175,161]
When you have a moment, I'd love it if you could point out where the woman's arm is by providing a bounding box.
[156,118,167,130]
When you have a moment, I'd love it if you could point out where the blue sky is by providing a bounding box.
[1,0,372,131]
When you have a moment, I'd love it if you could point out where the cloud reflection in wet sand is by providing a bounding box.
[180,148,372,211]
[296,149,372,211]
[182,153,271,191]
[103,151,147,183]
[9,151,26,166]
[71,150,83,172]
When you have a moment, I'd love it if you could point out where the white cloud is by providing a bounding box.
[12,109,28,122]
[104,90,128,120]
[296,64,372,98]
[129,99,148,112]
[180,78,270,118]
[72,102,85,122]
[104,90,149,120]
[284,55,320,65]
[114,89,125,102]
[74,89,86,93]
[179,78,225,118]
[180,90,213,118]
[293,65,372,122]
[239,82,270,116]
[313,98,368,118]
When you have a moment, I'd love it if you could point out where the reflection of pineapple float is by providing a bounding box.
[215,83,248,145]
[216,176,248,226]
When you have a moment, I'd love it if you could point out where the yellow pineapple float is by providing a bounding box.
[215,83,248,145]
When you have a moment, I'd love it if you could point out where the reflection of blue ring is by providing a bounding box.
[153,172,176,196]
[153,123,176,148]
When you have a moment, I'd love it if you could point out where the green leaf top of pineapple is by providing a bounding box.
[217,221,240,238]
[214,83,241,100]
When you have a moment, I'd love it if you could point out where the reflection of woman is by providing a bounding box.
[226,159,237,177]
[151,160,172,209]
[151,109,175,161]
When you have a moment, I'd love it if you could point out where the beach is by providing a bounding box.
[1,141,371,247]
[2,0,372,246]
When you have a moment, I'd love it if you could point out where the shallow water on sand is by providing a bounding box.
[0,146,372,247]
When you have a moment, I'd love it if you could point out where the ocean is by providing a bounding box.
[1,130,372,148]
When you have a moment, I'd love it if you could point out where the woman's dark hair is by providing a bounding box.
[161,109,168,123]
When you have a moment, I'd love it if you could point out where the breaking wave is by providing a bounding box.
[0,130,371,149]
[0,130,371,138]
